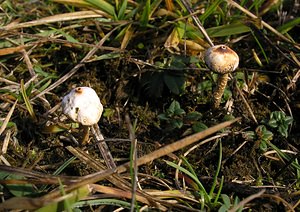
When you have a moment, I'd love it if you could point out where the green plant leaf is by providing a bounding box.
[117,0,127,20]
[0,121,16,128]
[91,52,121,61]
[158,113,169,121]
[140,0,150,27]
[259,140,268,152]
[168,100,184,115]
[268,111,293,137]
[242,131,256,141]
[200,0,223,22]
[165,160,209,201]
[0,173,36,197]
[73,198,131,209]
[284,116,293,125]
[192,122,208,133]
[185,111,202,121]
[163,70,185,95]
[170,119,183,129]
[268,119,278,128]
[84,0,116,18]
[141,71,164,98]
[220,194,231,208]
[278,125,288,138]
[49,27,79,43]
[20,79,37,121]
[37,185,90,212]
[206,22,251,37]
[277,17,300,34]
[167,100,176,114]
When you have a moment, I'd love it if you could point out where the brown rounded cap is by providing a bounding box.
[204,45,239,74]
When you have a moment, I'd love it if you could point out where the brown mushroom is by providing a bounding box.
[204,45,239,108]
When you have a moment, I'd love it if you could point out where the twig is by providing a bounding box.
[235,81,258,124]
[180,0,214,47]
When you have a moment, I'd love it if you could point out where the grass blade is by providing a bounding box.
[84,0,116,18]
[20,79,37,122]
[140,0,150,27]
[117,0,127,20]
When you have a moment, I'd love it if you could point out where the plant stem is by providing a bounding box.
[91,124,116,169]
[213,73,228,108]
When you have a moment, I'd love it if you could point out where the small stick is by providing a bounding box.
[180,0,214,47]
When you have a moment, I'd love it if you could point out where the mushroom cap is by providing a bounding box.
[61,87,103,126]
[204,45,239,74]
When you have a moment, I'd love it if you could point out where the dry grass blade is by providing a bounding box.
[235,82,258,124]
[53,0,94,8]
[0,184,91,210]
[0,100,18,136]
[2,11,106,30]
[146,190,197,202]
[1,129,11,154]
[90,184,154,208]
[0,45,26,56]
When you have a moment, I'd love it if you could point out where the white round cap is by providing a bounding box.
[204,45,239,74]
[61,87,103,126]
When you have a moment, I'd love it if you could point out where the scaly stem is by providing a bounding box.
[91,124,116,169]
[213,74,229,108]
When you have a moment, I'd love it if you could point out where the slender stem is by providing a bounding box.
[91,124,116,169]
[180,0,214,47]
[81,126,90,145]
[125,115,138,212]
[213,73,228,108]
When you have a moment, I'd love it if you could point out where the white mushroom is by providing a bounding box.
[204,45,239,108]
[62,87,103,126]
[61,87,116,169]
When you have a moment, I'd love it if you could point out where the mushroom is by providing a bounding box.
[204,45,239,108]
[62,87,116,169]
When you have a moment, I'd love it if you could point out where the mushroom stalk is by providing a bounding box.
[213,73,229,108]
[91,124,116,169]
